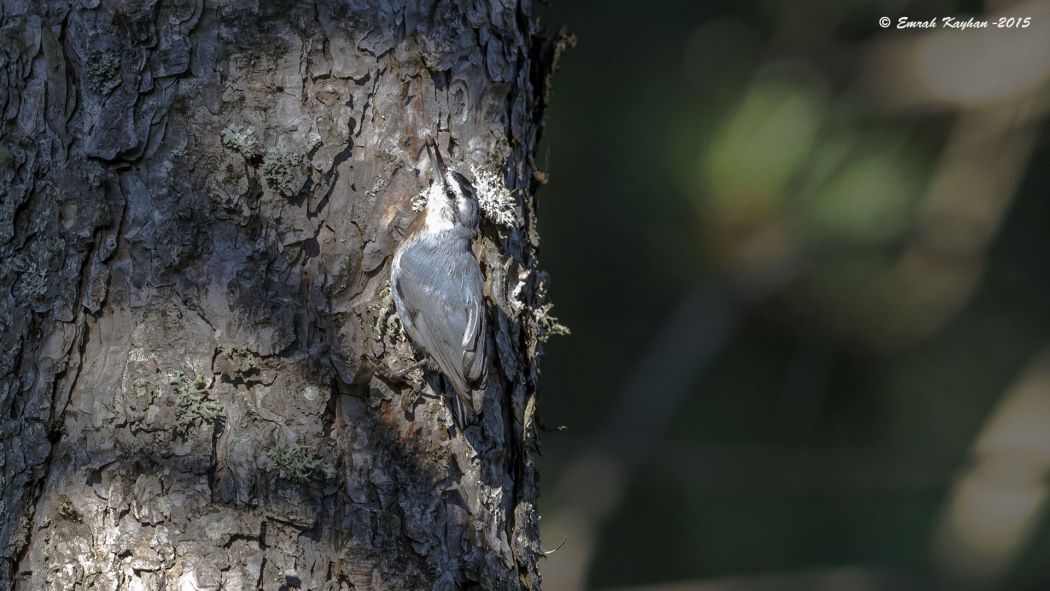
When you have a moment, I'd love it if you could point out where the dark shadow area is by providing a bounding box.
[534,0,1050,589]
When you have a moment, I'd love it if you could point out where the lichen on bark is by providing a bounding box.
[0,1,567,589]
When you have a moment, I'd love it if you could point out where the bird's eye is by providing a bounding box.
[446,190,456,199]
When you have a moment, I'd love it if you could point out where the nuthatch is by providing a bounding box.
[390,135,487,417]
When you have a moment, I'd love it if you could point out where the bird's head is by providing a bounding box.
[424,135,479,232]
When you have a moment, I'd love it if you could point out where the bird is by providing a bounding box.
[390,135,488,419]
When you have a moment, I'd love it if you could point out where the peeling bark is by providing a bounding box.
[0,1,563,589]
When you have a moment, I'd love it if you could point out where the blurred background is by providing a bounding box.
[531,0,1050,589]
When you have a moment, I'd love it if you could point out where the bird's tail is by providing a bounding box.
[443,376,479,427]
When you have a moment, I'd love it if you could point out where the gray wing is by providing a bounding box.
[392,241,487,411]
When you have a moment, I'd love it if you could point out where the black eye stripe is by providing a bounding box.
[439,171,476,200]
[450,171,472,187]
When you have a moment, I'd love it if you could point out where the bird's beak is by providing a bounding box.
[425,135,447,180]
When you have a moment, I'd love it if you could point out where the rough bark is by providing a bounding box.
[0,1,563,589]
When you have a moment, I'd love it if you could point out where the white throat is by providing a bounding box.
[422,183,456,233]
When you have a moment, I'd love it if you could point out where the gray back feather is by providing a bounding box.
[392,231,487,410]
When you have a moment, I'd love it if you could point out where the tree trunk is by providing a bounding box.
[1,1,565,589]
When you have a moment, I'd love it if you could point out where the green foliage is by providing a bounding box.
[221,123,258,155]
[170,371,222,436]
[269,443,335,483]
[87,51,121,96]
[261,144,303,193]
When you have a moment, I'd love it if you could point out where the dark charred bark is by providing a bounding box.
[0,1,564,589]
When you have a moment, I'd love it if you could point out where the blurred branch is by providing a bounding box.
[932,348,1050,589]
[830,32,1045,348]
[840,3,1050,348]
[597,566,934,591]
[851,92,1041,348]
[542,288,738,590]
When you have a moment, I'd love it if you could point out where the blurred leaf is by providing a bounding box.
[702,67,828,215]
[797,133,922,246]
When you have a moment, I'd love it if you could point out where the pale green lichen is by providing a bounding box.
[535,302,571,343]
[170,371,222,436]
[20,264,47,300]
[42,237,65,255]
[261,144,303,193]
[470,165,520,228]
[5,255,47,301]
[84,161,106,188]
[88,51,121,96]
[221,123,258,155]
[269,443,335,483]
[57,500,82,524]
[532,277,570,344]
[369,285,400,337]
[410,188,428,212]
[368,284,413,375]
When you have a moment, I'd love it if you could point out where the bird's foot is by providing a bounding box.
[391,358,428,381]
